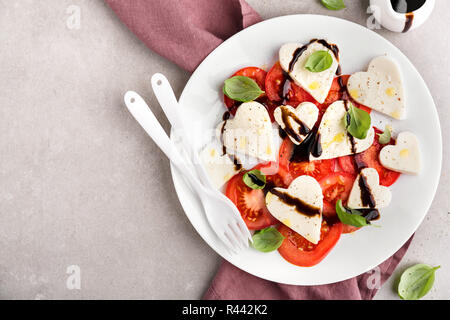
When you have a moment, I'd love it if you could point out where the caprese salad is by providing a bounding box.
[200,38,422,267]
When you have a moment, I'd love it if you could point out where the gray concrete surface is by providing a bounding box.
[0,0,448,299]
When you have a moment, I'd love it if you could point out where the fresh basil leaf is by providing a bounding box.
[243,170,266,190]
[377,125,392,144]
[344,102,371,139]
[305,51,333,73]
[223,76,264,102]
[398,264,440,300]
[335,200,370,227]
[321,0,346,10]
[251,227,285,252]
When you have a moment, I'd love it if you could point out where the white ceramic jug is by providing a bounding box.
[369,0,435,32]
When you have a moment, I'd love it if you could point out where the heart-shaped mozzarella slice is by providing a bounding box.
[199,141,241,189]
[279,40,339,104]
[311,100,374,161]
[274,102,319,145]
[266,175,323,244]
[347,56,406,120]
[379,132,421,174]
[217,101,276,162]
[347,168,392,209]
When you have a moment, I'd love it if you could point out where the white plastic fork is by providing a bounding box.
[150,73,214,189]
[124,91,251,253]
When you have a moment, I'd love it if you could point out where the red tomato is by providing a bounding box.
[337,128,401,187]
[254,162,293,189]
[319,172,356,206]
[286,82,319,107]
[259,97,279,122]
[338,155,356,174]
[342,224,361,234]
[322,75,372,114]
[225,172,278,230]
[278,137,294,171]
[322,200,338,219]
[223,67,267,111]
[277,222,343,267]
[265,61,285,102]
[289,159,337,181]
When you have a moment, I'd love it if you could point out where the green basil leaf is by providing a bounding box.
[344,102,371,139]
[398,264,440,300]
[335,200,370,227]
[243,169,266,190]
[377,125,392,144]
[305,51,333,73]
[223,76,264,102]
[251,227,285,252]
[321,0,346,10]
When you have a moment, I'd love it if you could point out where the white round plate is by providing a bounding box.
[170,15,442,285]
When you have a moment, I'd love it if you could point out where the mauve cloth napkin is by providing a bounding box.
[105,0,413,300]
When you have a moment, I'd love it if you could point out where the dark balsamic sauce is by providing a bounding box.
[278,127,288,139]
[358,174,376,208]
[316,39,340,61]
[361,208,380,222]
[344,101,357,154]
[220,111,242,171]
[270,189,321,217]
[290,127,322,162]
[287,39,340,73]
[222,111,231,121]
[247,172,265,187]
[279,105,311,144]
[403,12,414,33]
[390,1,424,33]
[289,46,309,73]
[391,0,426,13]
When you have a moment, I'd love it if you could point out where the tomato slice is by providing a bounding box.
[322,75,372,115]
[337,127,401,187]
[223,67,267,112]
[253,162,293,189]
[225,172,278,230]
[319,172,356,219]
[338,155,356,174]
[342,224,361,234]
[322,200,337,220]
[278,137,294,171]
[285,82,319,107]
[289,159,337,182]
[277,222,343,267]
[265,61,285,102]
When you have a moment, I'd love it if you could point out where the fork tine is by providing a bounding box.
[217,231,238,254]
[229,222,249,249]
[236,218,253,243]
[225,226,243,251]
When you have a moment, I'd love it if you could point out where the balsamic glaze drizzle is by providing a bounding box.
[344,100,357,154]
[247,172,265,187]
[287,39,340,73]
[270,189,321,217]
[358,174,376,208]
[279,105,311,144]
[403,12,414,33]
[290,127,322,162]
[220,111,242,171]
